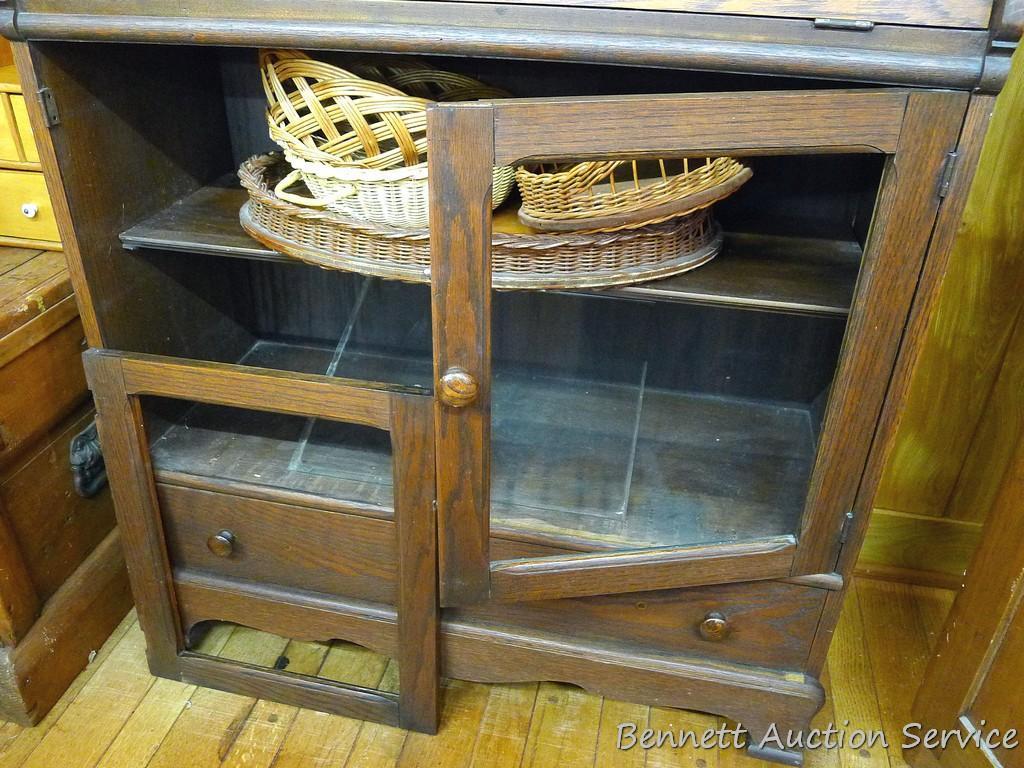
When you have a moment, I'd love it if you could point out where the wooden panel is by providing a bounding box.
[434,0,994,28]
[174,571,399,656]
[10,96,39,165]
[0,510,38,647]
[0,528,131,726]
[857,508,981,585]
[429,103,494,605]
[0,170,59,242]
[391,396,440,732]
[489,536,797,602]
[7,5,996,91]
[83,352,183,676]
[0,93,21,163]
[0,309,87,469]
[967,615,1024,768]
[452,579,825,669]
[794,90,969,575]
[945,308,1024,525]
[911,406,1024,768]
[158,483,398,605]
[0,249,72,337]
[1,406,117,603]
[114,351,396,431]
[493,90,908,165]
[13,41,235,351]
[177,654,401,726]
[876,50,1024,524]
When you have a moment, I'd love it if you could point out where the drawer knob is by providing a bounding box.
[439,367,478,408]
[699,611,730,641]
[207,530,236,558]
[21,203,39,219]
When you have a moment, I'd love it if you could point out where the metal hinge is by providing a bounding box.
[814,18,875,31]
[37,87,60,127]
[938,151,959,199]
[839,511,855,544]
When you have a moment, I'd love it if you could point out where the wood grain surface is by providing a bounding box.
[875,50,1024,525]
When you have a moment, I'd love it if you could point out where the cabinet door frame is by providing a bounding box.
[84,349,440,733]
[430,87,968,606]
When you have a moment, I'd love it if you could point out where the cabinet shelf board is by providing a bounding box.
[120,178,860,317]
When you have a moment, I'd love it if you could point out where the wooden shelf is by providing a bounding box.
[121,178,860,317]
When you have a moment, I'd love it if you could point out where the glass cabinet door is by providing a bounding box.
[430,88,968,606]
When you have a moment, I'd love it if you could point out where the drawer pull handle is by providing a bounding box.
[207,530,236,558]
[699,611,730,641]
[439,367,479,408]
[21,203,39,219]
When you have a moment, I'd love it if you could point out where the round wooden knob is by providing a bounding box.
[207,530,236,558]
[439,367,479,408]
[699,611,729,641]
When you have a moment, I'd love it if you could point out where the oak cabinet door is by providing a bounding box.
[431,88,968,606]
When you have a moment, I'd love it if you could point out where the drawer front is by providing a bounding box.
[449,579,826,669]
[0,170,59,242]
[158,483,398,605]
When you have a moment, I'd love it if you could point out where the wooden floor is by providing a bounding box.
[0,577,952,768]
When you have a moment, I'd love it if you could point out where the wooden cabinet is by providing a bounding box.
[2,2,1016,763]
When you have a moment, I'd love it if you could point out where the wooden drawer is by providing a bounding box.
[158,483,398,605]
[450,579,826,669]
[0,171,59,242]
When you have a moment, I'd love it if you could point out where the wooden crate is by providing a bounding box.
[0,246,131,725]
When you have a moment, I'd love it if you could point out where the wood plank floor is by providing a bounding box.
[0,578,952,768]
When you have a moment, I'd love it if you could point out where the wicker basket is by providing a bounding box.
[240,154,723,290]
[261,49,513,227]
[516,156,752,233]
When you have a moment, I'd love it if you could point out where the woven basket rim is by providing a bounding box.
[284,149,429,181]
[238,153,723,290]
[515,156,752,230]
[241,154,707,247]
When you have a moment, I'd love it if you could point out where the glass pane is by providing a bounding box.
[489,152,880,554]
[126,253,434,390]
[146,398,395,509]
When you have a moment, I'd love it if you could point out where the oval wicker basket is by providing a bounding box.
[516,156,752,233]
[261,49,513,227]
[239,154,723,290]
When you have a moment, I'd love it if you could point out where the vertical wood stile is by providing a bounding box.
[428,102,496,605]
[82,350,182,676]
[793,91,970,576]
[392,395,441,732]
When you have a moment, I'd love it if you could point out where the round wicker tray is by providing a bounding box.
[239,154,723,290]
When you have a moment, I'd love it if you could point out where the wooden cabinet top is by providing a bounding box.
[0,1,1019,91]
